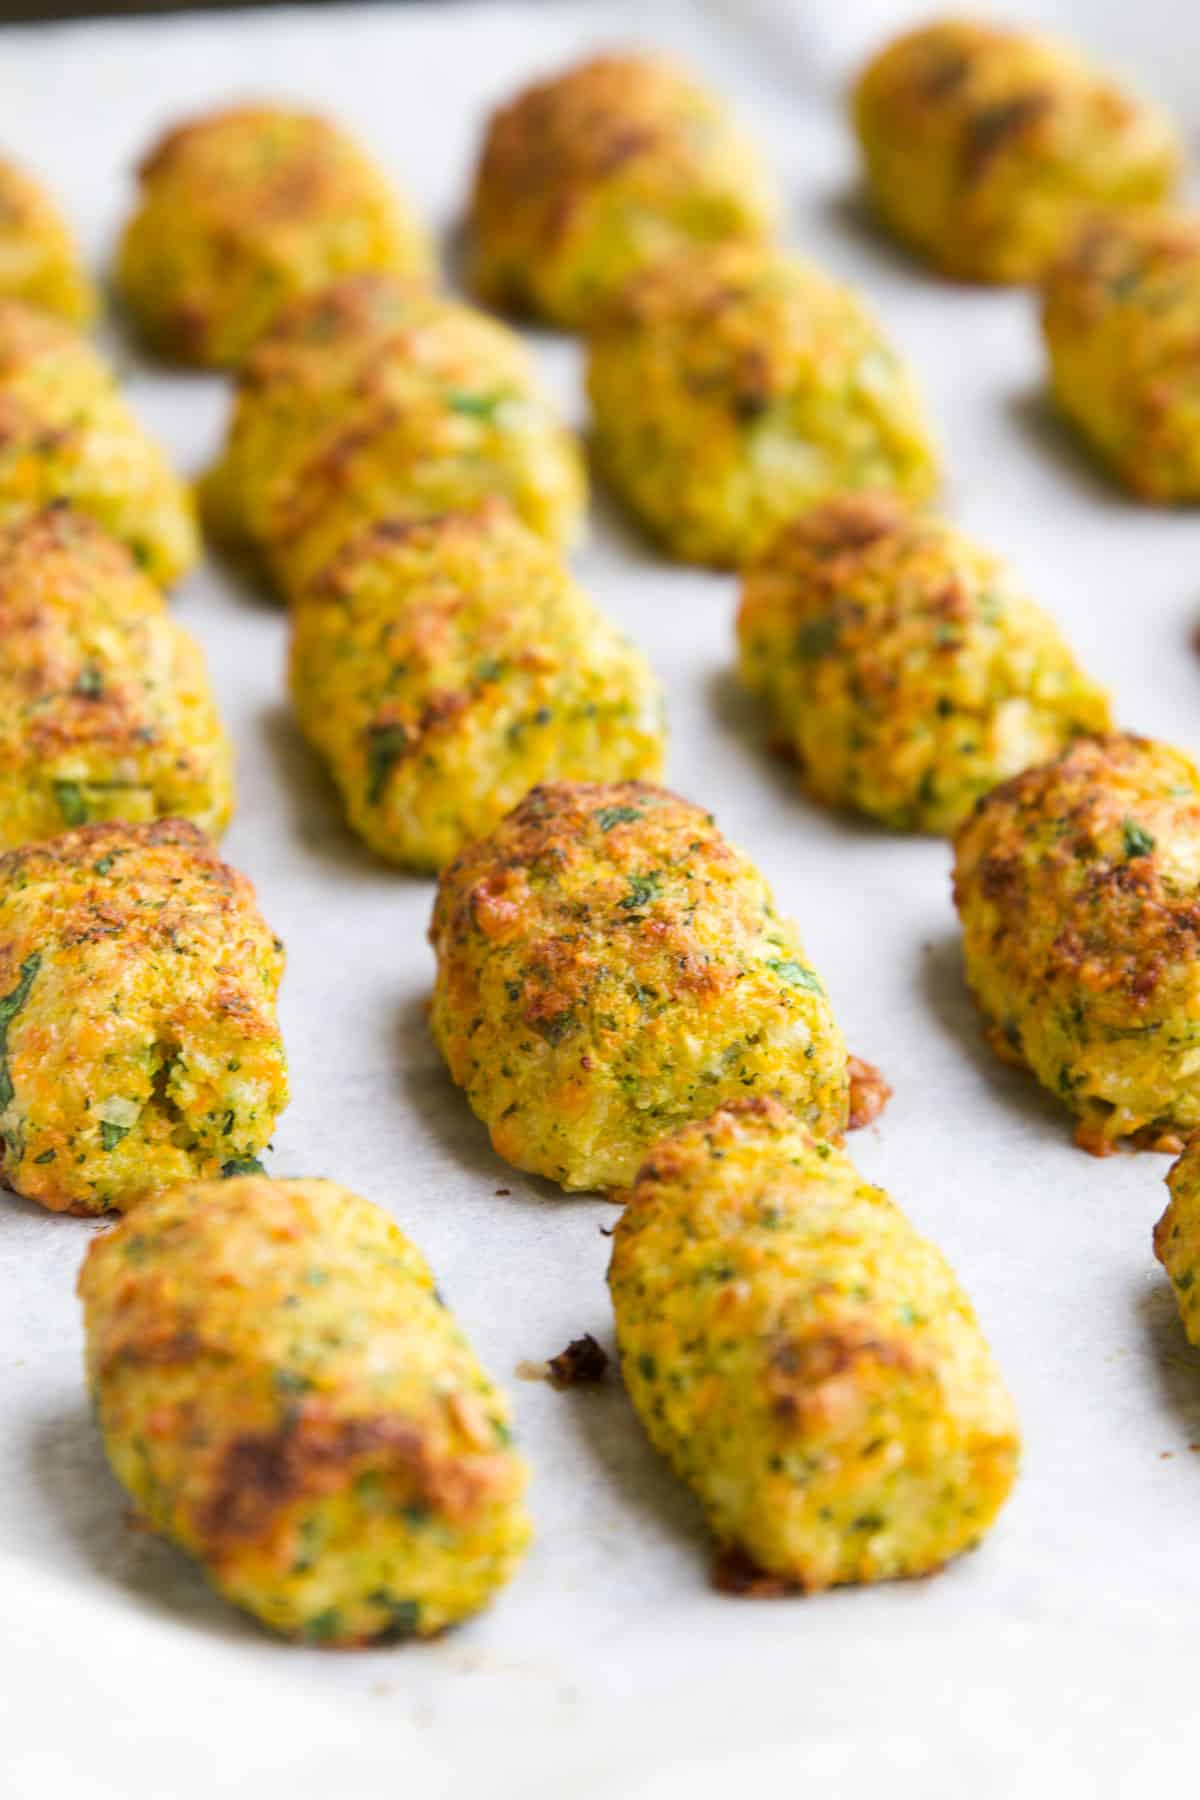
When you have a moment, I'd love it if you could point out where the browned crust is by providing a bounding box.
[198,1402,508,1549]
[847,1055,892,1131]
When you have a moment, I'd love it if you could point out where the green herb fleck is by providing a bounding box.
[274,1369,313,1397]
[0,953,41,1116]
[33,1148,56,1164]
[596,805,644,831]
[100,1120,129,1152]
[1123,820,1155,860]
[637,1353,658,1382]
[221,1156,266,1178]
[74,666,104,699]
[368,1593,422,1641]
[304,1608,343,1643]
[620,874,661,912]
[767,958,823,994]
[53,781,89,827]
[365,723,409,805]
[447,391,503,420]
[93,855,115,876]
[796,616,838,660]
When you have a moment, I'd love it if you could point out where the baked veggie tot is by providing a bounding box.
[203,273,586,597]
[953,732,1200,1154]
[469,50,778,329]
[0,154,94,322]
[609,1097,1020,1589]
[429,780,848,1192]
[78,1176,530,1643]
[0,817,286,1214]
[117,104,433,368]
[0,300,197,586]
[290,500,665,871]
[1042,209,1200,503]
[737,492,1111,833]
[586,242,938,567]
[0,506,233,851]
[853,17,1180,284]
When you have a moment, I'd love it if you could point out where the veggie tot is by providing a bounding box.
[429,780,848,1192]
[78,1177,531,1645]
[586,242,938,568]
[0,300,197,586]
[0,155,94,323]
[204,274,586,598]
[469,51,779,329]
[117,105,433,368]
[609,1098,1020,1589]
[852,18,1181,285]
[953,732,1200,1155]
[1041,209,1200,503]
[0,817,287,1214]
[1155,1137,1200,1343]
[0,506,233,850]
[289,500,665,871]
[737,492,1110,834]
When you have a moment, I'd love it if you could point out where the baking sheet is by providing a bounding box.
[2,2,1200,1793]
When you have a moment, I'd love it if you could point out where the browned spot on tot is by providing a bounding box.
[547,1333,609,1389]
[712,1542,795,1598]
[847,1055,892,1131]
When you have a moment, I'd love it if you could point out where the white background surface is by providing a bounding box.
[2,2,1200,1794]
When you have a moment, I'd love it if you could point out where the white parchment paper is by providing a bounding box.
[2,3,1200,1793]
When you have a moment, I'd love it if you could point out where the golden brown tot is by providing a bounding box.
[78,1176,530,1643]
[204,274,586,597]
[117,105,433,367]
[0,300,197,585]
[954,733,1200,1155]
[1042,209,1200,502]
[429,781,848,1192]
[853,18,1180,283]
[0,818,287,1214]
[290,501,665,871]
[0,155,94,321]
[609,1098,1020,1589]
[1156,1138,1200,1345]
[586,243,938,567]
[0,507,233,850]
[737,493,1111,833]
[469,51,779,328]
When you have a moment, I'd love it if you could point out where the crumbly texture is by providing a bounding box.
[0,157,94,323]
[0,300,197,586]
[953,732,1200,1155]
[203,274,586,598]
[852,18,1180,284]
[737,493,1111,834]
[586,242,939,567]
[429,780,848,1192]
[290,502,665,871]
[469,51,779,329]
[1042,209,1200,503]
[1155,1139,1200,1344]
[0,817,287,1214]
[609,1098,1020,1588]
[117,105,433,368]
[78,1177,530,1644]
[0,507,233,850]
